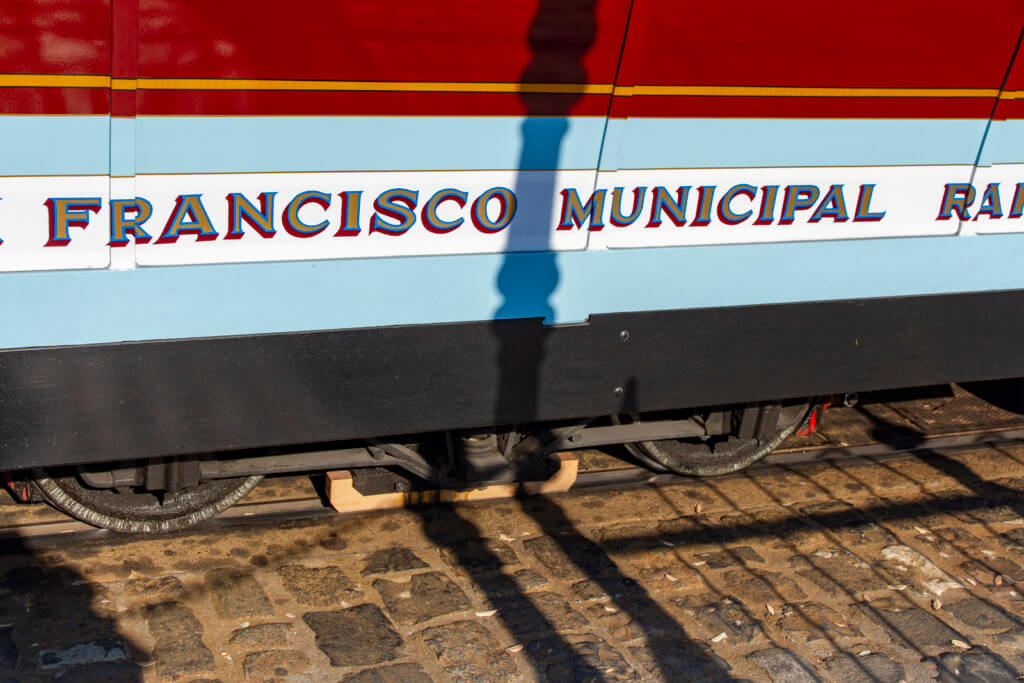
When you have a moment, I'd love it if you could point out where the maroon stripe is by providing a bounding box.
[0,88,108,115]
[993,98,1024,121]
[610,95,997,120]
[111,90,137,117]
[134,89,612,117]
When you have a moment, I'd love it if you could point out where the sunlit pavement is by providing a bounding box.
[3,387,1024,680]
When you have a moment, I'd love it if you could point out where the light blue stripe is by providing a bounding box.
[977,119,1024,166]
[134,116,608,173]
[110,117,135,177]
[2,233,1024,349]
[0,116,109,176]
[611,118,989,169]
[0,116,998,175]
[597,118,627,172]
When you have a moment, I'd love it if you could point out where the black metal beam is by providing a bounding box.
[2,288,1024,471]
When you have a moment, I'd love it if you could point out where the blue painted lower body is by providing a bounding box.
[2,114,1023,350]
[1,231,1022,350]
[2,115,1019,175]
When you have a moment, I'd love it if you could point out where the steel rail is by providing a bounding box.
[3,425,1023,543]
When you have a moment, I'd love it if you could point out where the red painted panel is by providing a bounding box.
[616,0,1024,89]
[993,36,1024,120]
[0,0,111,75]
[111,0,137,78]
[136,0,630,84]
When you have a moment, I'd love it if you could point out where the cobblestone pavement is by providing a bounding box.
[4,386,1024,680]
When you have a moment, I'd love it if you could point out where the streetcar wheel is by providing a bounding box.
[621,401,812,477]
[33,471,262,533]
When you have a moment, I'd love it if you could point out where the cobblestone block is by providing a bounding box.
[571,578,638,601]
[438,539,518,576]
[798,501,897,546]
[628,638,731,681]
[822,653,905,683]
[278,564,360,606]
[998,527,1024,553]
[318,530,348,551]
[360,548,428,576]
[695,545,764,568]
[792,549,890,596]
[124,576,185,609]
[656,516,713,547]
[949,502,1022,525]
[599,526,703,591]
[599,524,673,555]
[628,564,701,595]
[205,569,273,620]
[979,556,1024,583]
[242,649,310,680]
[720,568,807,604]
[777,603,861,641]
[229,623,294,649]
[754,471,826,507]
[526,632,636,680]
[303,604,402,667]
[144,602,202,640]
[932,525,984,546]
[933,646,1019,682]
[471,569,549,601]
[991,627,1024,654]
[144,602,216,680]
[857,603,965,650]
[553,487,679,527]
[340,663,434,683]
[943,596,1020,632]
[584,602,642,641]
[420,620,517,683]
[491,591,588,634]
[152,635,215,680]
[747,647,821,682]
[373,571,470,624]
[674,595,764,644]
[523,535,619,580]
[878,545,962,596]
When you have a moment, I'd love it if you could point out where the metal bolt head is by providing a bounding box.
[619,330,630,341]
[614,386,624,397]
